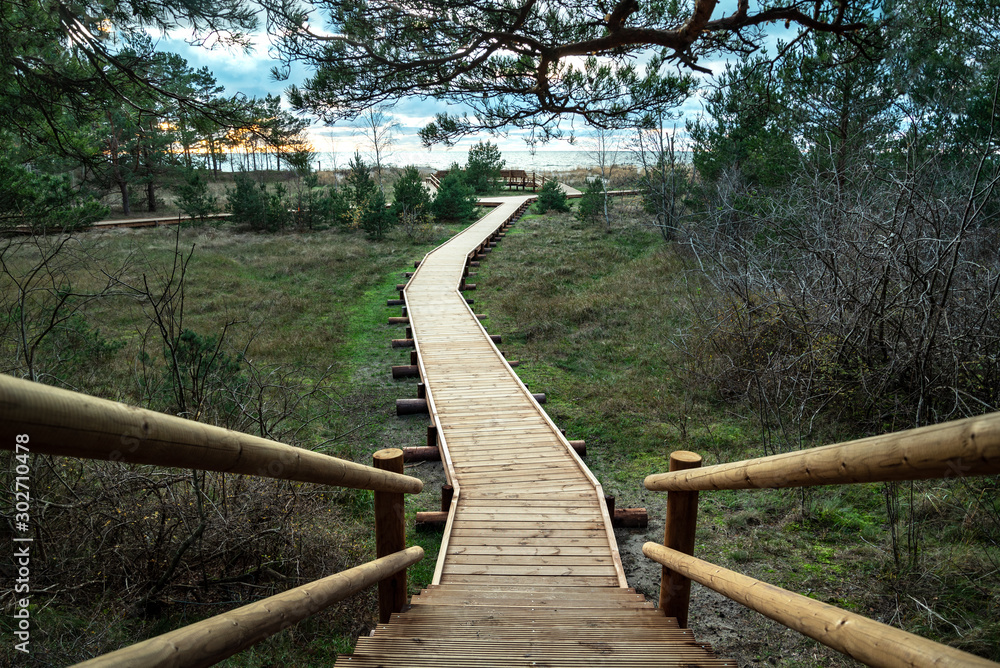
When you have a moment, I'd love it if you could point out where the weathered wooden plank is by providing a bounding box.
[438,575,623,587]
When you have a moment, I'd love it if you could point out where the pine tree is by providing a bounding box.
[534,180,569,214]
[431,172,478,222]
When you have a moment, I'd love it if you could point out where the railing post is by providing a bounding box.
[373,448,406,623]
[659,450,702,627]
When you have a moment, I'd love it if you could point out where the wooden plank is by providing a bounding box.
[438,575,623,587]
[445,555,615,566]
[446,536,609,547]
[453,512,602,523]
[442,564,618,576]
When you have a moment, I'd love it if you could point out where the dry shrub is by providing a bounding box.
[684,155,1000,445]
[18,457,373,612]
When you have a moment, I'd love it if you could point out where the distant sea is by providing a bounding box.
[224,148,690,173]
[311,150,650,173]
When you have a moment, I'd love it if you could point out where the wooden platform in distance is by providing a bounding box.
[334,193,731,667]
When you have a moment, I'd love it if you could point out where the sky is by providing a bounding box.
[153,5,756,158]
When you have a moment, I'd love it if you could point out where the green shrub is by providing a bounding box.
[346,152,376,211]
[575,178,604,223]
[431,171,478,222]
[175,170,217,223]
[392,166,431,223]
[465,140,505,194]
[226,175,290,232]
[0,161,106,232]
[360,189,395,239]
[534,179,569,213]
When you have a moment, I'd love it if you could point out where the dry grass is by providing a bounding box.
[2,200,996,665]
[0,221,459,665]
[472,201,1000,666]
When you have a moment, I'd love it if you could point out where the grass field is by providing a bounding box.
[1,202,996,666]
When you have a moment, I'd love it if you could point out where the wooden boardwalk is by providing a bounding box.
[336,195,732,666]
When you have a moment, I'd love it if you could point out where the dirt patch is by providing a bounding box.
[614,523,853,667]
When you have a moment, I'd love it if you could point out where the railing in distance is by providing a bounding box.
[643,412,1000,668]
[0,374,425,666]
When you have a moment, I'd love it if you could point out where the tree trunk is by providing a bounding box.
[119,181,131,216]
[147,180,157,212]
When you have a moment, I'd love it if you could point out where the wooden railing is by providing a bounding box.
[0,374,425,667]
[643,412,1000,668]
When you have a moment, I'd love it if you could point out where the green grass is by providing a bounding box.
[2,203,997,666]
[0,221,465,666]
[470,205,1000,664]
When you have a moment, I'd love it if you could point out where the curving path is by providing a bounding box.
[336,194,732,667]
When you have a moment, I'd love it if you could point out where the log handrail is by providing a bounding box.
[642,544,998,668]
[644,412,1000,492]
[643,413,1000,667]
[0,373,423,493]
[71,547,425,668]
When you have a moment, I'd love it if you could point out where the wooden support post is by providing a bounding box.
[441,484,454,512]
[410,351,418,365]
[388,317,408,325]
[427,424,438,449]
[460,282,476,291]
[489,334,501,344]
[398,290,405,300]
[386,299,404,306]
[406,327,413,339]
[401,306,407,317]
[396,283,407,291]
[475,314,486,320]
[391,365,419,379]
[605,495,616,518]
[469,261,480,267]
[373,449,406,624]
[413,261,421,268]
[391,339,415,348]
[568,440,586,456]
[659,450,702,627]
[417,383,425,399]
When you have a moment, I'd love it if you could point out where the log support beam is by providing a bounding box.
[391,365,419,379]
